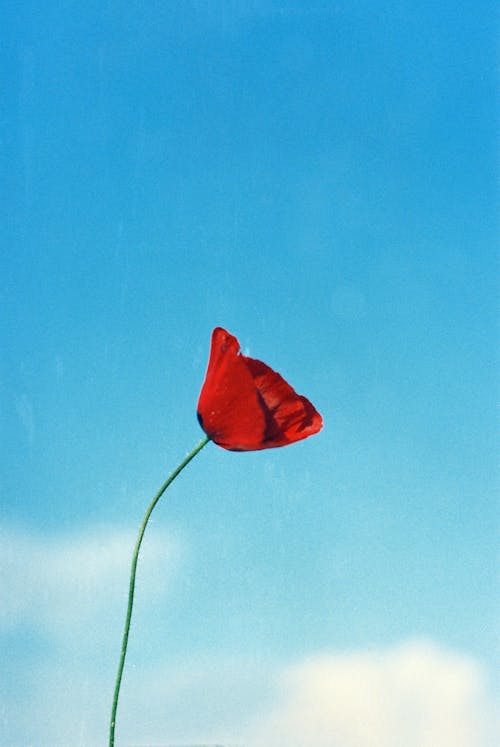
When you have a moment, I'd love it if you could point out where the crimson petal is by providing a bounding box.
[197,327,322,451]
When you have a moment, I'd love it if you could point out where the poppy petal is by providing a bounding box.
[244,358,323,447]
[197,327,323,451]
[197,328,266,450]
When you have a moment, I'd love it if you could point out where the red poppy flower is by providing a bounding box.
[197,327,323,451]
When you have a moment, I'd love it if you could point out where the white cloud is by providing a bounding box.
[246,641,498,747]
[0,524,185,745]
[0,524,182,643]
[10,639,495,747]
[0,526,497,747]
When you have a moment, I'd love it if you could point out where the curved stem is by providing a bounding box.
[109,435,210,747]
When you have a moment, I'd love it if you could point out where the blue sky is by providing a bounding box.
[1,2,497,746]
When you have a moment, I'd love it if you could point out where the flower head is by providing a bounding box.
[197,327,323,451]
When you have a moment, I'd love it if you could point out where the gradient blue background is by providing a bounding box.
[1,2,497,745]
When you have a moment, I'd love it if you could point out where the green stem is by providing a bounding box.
[109,435,210,747]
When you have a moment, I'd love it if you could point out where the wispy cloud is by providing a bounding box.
[0,524,182,644]
[1,526,497,747]
[1,524,185,745]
